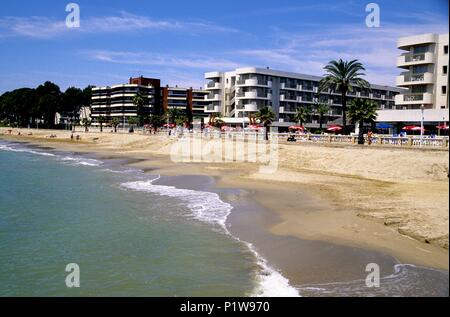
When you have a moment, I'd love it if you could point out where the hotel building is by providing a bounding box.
[161,86,210,122]
[377,33,449,126]
[91,77,209,126]
[203,68,401,129]
[91,76,160,126]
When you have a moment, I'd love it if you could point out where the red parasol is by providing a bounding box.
[221,126,235,131]
[402,125,425,132]
[326,125,343,132]
[288,125,305,131]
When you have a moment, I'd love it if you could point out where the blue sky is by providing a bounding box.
[0,0,448,93]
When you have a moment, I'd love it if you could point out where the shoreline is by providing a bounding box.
[1,129,448,278]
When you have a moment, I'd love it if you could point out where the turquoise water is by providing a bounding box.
[0,141,264,296]
[1,140,447,297]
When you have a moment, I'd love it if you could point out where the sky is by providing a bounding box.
[0,0,448,93]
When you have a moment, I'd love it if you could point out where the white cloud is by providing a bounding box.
[0,12,238,39]
[82,50,243,70]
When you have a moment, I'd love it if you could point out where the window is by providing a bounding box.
[444,45,448,54]
[413,45,428,54]
[443,65,448,75]
[412,65,428,74]
[442,86,447,95]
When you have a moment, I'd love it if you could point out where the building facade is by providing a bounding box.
[91,77,209,127]
[204,67,401,129]
[161,86,209,122]
[377,33,449,126]
[91,76,159,126]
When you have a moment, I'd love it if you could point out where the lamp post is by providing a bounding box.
[420,104,424,139]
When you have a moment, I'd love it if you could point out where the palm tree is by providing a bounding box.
[97,115,105,133]
[128,117,138,132]
[314,103,330,131]
[111,118,120,133]
[293,106,310,127]
[166,107,181,125]
[81,118,90,132]
[255,106,275,141]
[347,99,378,145]
[213,118,225,128]
[132,92,145,117]
[175,113,188,127]
[149,114,164,131]
[319,59,370,134]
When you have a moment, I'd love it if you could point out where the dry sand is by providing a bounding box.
[1,127,448,271]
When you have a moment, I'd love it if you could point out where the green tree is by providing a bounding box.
[319,59,370,134]
[314,103,330,131]
[255,106,275,141]
[97,115,106,132]
[111,118,120,133]
[166,107,181,125]
[149,114,164,131]
[293,106,310,127]
[82,117,91,132]
[128,117,139,130]
[82,86,94,108]
[132,92,145,121]
[36,81,62,128]
[347,99,378,145]
[175,113,188,127]
[62,87,84,129]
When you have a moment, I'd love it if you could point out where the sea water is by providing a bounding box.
[0,140,298,296]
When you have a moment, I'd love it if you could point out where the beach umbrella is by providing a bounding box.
[326,125,343,132]
[221,125,235,131]
[163,123,176,128]
[288,125,305,131]
[247,124,262,130]
[402,125,425,132]
[436,124,449,130]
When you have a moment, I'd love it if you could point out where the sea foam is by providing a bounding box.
[121,177,300,297]
[60,156,103,166]
[0,143,56,157]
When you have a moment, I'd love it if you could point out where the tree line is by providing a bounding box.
[0,81,93,129]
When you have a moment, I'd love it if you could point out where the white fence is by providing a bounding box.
[72,126,449,149]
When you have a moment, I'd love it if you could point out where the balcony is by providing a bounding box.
[397,33,437,50]
[397,52,434,68]
[396,72,434,86]
[236,78,272,87]
[204,82,221,90]
[204,105,222,113]
[395,93,433,105]
[243,104,258,112]
[280,83,298,90]
[236,91,271,99]
[204,93,220,101]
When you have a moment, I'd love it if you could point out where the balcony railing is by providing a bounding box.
[404,94,424,102]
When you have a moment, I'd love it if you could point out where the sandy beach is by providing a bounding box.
[1,127,448,282]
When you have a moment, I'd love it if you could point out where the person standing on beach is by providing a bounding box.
[367,130,373,145]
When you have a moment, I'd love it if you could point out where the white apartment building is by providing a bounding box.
[377,33,449,126]
[204,67,401,129]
